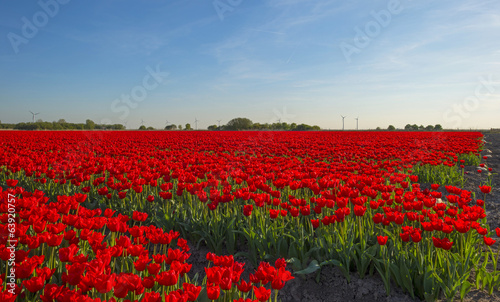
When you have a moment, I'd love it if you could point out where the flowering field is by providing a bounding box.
[0,130,497,301]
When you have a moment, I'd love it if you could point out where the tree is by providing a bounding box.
[207,125,217,131]
[405,124,418,131]
[434,124,443,131]
[425,125,434,131]
[165,125,177,130]
[376,127,382,130]
[388,125,396,131]
[52,122,63,130]
[147,126,155,130]
[139,125,146,130]
[111,124,125,130]
[295,124,312,131]
[85,119,96,130]
[178,125,182,130]
[280,122,291,130]
[226,117,253,130]
[57,119,67,124]
[185,123,192,130]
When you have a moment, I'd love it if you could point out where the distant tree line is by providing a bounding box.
[403,124,442,131]
[0,118,443,132]
[379,124,443,131]
[204,117,321,131]
[0,119,124,130]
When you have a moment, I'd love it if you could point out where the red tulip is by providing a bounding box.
[353,205,366,217]
[479,185,491,194]
[156,270,178,287]
[0,290,17,302]
[253,286,271,302]
[310,219,320,229]
[237,280,252,293]
[23,276,44,293]
[377,236,388,245]
[206,284,220,300]
[484,236,496,246]
[39,284,62,302]
[59,244,79,262]
[6,179,18,187]
[183,283,202,302]
[243,204,253,217]
[411,230,422,243]
[142,292,161,302]
[94,273,116,294]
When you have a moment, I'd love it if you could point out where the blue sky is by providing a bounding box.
[1,0,499,130]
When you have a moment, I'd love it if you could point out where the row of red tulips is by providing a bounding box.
[0,185,294,301]
[0,130,495,301]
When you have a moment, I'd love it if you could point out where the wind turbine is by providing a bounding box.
[124,121,128,129]
[341,115,346,131]
[164,120,172,130]
[141,119,145,127]
[29,111,40,123]
[195,118,199,130]
[355,117,359,130]
[217,120,222,130]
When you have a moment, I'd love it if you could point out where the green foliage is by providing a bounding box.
[404,124,443,131]
[226,117,254,130]
[85,119,95,130]
[5,119,124,130]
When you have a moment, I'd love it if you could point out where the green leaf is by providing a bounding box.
[304,246,320,258]
[278,238,288,258]
[196,288,211,302]
[289,257,303,271]
[399,263,414,298]
[295,260,321,275]
[475,268,484,289]
[460,281,472,300]
[320,259,341,267]
[289,243,298,259]
[390,263,402,287]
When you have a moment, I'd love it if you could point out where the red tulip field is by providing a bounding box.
[0,130,498,301]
